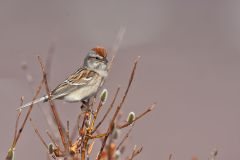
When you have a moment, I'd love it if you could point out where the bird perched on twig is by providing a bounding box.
[17,47,108,110]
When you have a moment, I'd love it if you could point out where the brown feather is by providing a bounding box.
[91,47,107,58]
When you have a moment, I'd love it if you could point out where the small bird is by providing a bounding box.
[17,47,108,110]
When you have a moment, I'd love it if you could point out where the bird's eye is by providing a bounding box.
[96,57,100,60]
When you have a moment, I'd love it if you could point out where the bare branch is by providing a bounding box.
[11,97,24,148]
[80,112,90,160]
[128,146,143,160]
[14,78,44,147]
[46,130,61,151]
[117,103,155,129]
[91,100,103,131]
[66,120,71,147]
[29,118,48,149]
[87,133,108,139]
[117,123,134,150]
[97,57,140,160]
[87,140,95,155]
[92,87,120,134]
[45,42,55,78]
[107,26,126,71]
[38,56,67,151]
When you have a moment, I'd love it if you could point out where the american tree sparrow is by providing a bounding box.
[17,47,108,110]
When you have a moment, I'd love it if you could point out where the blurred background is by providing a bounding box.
[1,0,240,159]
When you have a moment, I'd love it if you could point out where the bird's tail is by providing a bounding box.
[16,96,48,111]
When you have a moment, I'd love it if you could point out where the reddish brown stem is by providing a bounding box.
[38,56,67,151]
[92,87,120,134]
[117,123,134,150]
[12,97,24,147]
[29,118,48,149]
[117,103,155,129]
[97,57,139,160]
[14,79,44,147]
[46,130,61,151]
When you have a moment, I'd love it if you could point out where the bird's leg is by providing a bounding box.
[90,96,97,115]
[88,96,95,112]
[80,97,96,116]
[80,99,90,112]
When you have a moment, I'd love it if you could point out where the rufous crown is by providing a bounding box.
[91,47,107,58]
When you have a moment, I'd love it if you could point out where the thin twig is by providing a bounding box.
[38,56,67,151]
[81,140,87,160]
[42,44,62,147]
[107,26,126,71]
[117,103,155,129]
[91,100,103,131]
[66,120,71,147]
[80,111,90,160]
[29,118,48,149]
[45,42,55,78]
[30,123,58,160]
[208,148,218,160]
[128,146,143,160]
[70,122,79,141]
[77,113,84,136]
[87,140,95,155]
[112,57,140,122]
[92,87,120,134]
[97,57,140,160]
[117,123,134,150]
[12,97,24,147]
[70,112,84,141]
[80,112,88,135]
[87,133,108,139]
[46,130,60,150]
[14,78,44,147]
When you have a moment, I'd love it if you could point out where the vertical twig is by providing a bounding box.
[66,120,71,147]
[69,112,83,141]
[80,112,90,160]
[97,57,140,160]
[92,87,120,134]
[45,42,55,78]
[107,26,126,71]
[14,79,44,147]
[11,97,24,148]
[38,56,67,152]
[128,146,143,160]
[46,130,60,150]
[90,100,103,131]
[116,123,134,150]
[29,118,48,149]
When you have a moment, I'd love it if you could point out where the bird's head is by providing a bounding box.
[84,47,108,71]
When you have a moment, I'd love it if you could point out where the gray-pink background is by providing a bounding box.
[1,0,240,159]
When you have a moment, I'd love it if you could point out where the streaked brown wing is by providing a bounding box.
[51,68,96,99]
